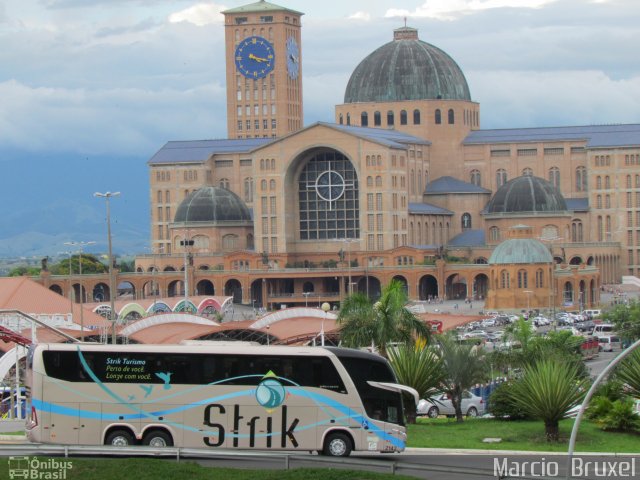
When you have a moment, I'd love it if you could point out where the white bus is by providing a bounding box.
[25,343,416,457]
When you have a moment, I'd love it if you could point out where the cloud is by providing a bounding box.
[386,0,558,20]
[348,11,371,21]
[169,2,227,26]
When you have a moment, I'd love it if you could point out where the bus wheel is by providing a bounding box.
[323,432,352,457]
[143,430,173,447]
[105,429,135,447]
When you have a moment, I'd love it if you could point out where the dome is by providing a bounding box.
[486,176,567,214]
[174,187,252,224]
[343,27,471,103]
[489,238,553,265]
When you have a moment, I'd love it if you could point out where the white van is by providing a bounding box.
[596,335,621,352]
[583,309,602,319]
[592,323,614,335]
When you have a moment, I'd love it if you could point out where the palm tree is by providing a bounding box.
[510,359,587,441]
[436,333,487,422]
[616,348,640,398]
[338,280,429,357]
[388,342,444,423]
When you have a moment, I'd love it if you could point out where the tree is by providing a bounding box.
[509,359,587,441]
[337,279,429,357]
[616,348,640,398]
[388,342,444,423]
[50,254,107,275]
[8,266,40,277]
[436,333,487,423]
[602,300,640,342]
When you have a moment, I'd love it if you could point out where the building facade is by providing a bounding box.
[138,0,640,311]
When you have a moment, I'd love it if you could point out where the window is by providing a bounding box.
[461,213,472,229]
[500,270,510,289]
[219,178,230,189]
[496,169,507,188]
[575,166,587,192]
[535,269,544,288]
[400,110,407,125]
[435,109,441,125]
[491,149,510,157]
[367,176,373,187]
[596,176,602,189]
[490,226,500,242]
[361,112,368,127]
[518,148,537,156]
[605,176,611,189]
[346,113,351,126]
[387,111,394,126]
[517,270,528,289]
[523,167,533,176]
[447,109,454,124]
[544,147,564,156]
[244,177,254,202]
[374,111,381,126]
[549,166,560,188]
[470,169,481,186]
[413,109,421,125]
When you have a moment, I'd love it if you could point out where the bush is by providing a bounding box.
[586,395,613,420]
[488,381,530,420]
[597,397,640,432]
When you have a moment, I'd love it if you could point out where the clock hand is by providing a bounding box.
[249,53,268,62]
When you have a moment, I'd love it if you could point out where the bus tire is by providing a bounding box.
[105,429,135,447]
[323,432,352,457]
[143,429,173,447]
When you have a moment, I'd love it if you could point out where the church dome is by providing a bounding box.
[174,187,252,224]
[343,27,471,103]
[486,176,567,214]
[489,238,553,265]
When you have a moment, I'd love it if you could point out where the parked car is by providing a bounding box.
[481,318,496,328]
[575,320,596,332]
[417,391,485,418]
[592,324,615,336]
[596,335,621,352]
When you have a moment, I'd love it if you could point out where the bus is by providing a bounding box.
[25,343,417,457]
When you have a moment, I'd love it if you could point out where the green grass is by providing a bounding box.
[407,417,640,453]
[0,458,413,480]
[0,431,25,435]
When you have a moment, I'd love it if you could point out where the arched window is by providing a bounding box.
[627,175,632,189]
[576,166,587,192]
[374,111,381,126]
[222,234,238,250]
[435,109,442,125]
[261,179,267,191]
[413,109,421,125]
[387,110,394,126]
[448,108,455,124]
[400,110,407,125]
[490,226,500,242]
[157,190,162,203]
[596,176,602,189]
[605,175,610,189]
[220,178,230,189]
[596,195,602,208]
[361,112,368,127]
[410,170,415,194]
[269,179,276,190]
[549,166,560,188]
[244,177,254,202]
[346,113,351,126]
[636,174,640,188]
[535,269,544,288]
[496,169,507,188]
[461,213,472,230]
[367,176,373,187]
[500,270,510,289]
[517,269,528,288]
[375,176,382,187]
[470,169,481,186]
[523,167,533,176]
[339,114,343,125]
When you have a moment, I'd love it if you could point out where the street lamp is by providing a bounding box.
[320,302,330,347]
[64,241,95,341]
[524,290,533,316]
[180,232,194,312]
[94,191,120,344]
[303,291,311,308]
[342,238,356,295]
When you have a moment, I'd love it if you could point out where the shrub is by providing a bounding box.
[488,381,530,420]
[597,398,640,432]
[586,395,613,420]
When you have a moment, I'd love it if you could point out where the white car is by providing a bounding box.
[481,318,496,328]
[417,391,485,418]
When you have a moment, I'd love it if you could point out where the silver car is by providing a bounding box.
[417,391,485,418]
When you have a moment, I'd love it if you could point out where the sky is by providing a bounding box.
[1,0,639,257]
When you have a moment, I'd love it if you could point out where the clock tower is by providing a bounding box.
[223,1,304,139]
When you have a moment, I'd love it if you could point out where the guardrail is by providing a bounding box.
[0,444,515,479]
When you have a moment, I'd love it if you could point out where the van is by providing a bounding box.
[592,323,614,335]
[596,335,621,352]
[583,309,602,319]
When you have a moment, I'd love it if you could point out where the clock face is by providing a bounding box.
[315,170,346,202]
[286,36,299,79]
[235,36,275,79]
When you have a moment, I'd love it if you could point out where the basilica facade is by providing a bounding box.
[137,0,640,312]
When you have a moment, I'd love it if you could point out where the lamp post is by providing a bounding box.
[524,290,533,317]
[64,241,95,341]
[342,238,356,295]
[303,291,311,308]
[320,302,330,347]
[180,232,194,312]
[94,191,120,344]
